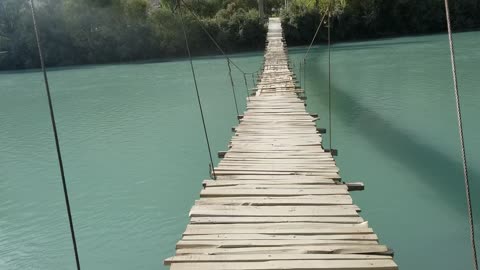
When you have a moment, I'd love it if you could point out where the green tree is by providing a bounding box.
[1,0,479,70]
[0,0,36,69]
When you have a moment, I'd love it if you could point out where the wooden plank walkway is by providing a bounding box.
[164,17,398,270]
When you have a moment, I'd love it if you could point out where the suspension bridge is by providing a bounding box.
[25,0,477,267]
[163,17,398,270]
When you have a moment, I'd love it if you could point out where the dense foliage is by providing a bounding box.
[0,0,479,70]
[0,0,267,70]
[282,0,480,45]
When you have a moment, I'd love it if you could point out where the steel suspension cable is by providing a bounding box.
[179,0,254,75]
[443,1,478,269]
[177,6,216,179]
[327,10,333,151]
[302,12,328,61]
[303,58,306,92]
[299,60,303,88]
[227,59,241,121]
[243,73,251,101]
[178,0,256,117]
[28,1,81,269]
[298,61,301,87]
[298,10,326,95]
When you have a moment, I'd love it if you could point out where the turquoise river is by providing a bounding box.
[1,31,479,270]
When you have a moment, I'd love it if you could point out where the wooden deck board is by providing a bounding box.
[169,260,397,269]
[165,254,392,265]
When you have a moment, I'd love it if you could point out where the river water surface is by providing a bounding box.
[1,31,479,270]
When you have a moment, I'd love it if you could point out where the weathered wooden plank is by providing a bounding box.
[165,254,392,265]
[229,142,322,146]
[200,188,348,197]
[229,142,323,146]
[183,225,374,235]
[231,135,320,139]
[193,202,361,213]
[229,143,324,148]
[223,154,335,159]
[202,179,337,186]
[215,175,339,181]
[175,244,388,255]
[220,158,336,163]
[169,260,398,270]
[215,167,339,173]
[221,150,325,156]
[181,233,375,241]
[195,196,353,206]
[189,216,364,224]
[187,221,368,229]
[212,171,341,178]
[230,137,321,141]
[176,239,379,249]
[204,185,346,190]
[217,163,337,168]
[233,136,318,140]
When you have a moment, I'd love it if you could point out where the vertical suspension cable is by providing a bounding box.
[299,60,303,88]
[243,73,250,101]
[28,1,81,269]
[177,5,216,179]
[443,1,478,269]
[303,58,306,93]
[227,59,241,121]
[299,60,301,87]
[327,8,333,151]
[251,73,255,87]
